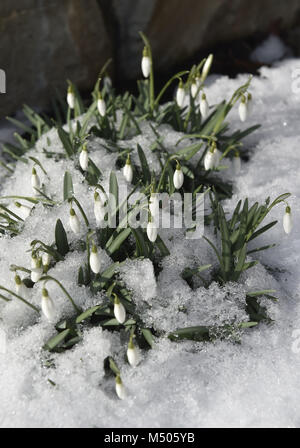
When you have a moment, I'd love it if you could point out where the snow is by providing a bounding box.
[250,34,291,64]
[1,56,300,428]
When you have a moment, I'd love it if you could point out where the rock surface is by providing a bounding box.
[1,0,300,116]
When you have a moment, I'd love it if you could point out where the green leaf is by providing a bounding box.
[141,328,155,348]
[55,219,69,256]
[168,326,210,342]
[44,329,71,351]
[106,227,131,256]
[57,126,74,157]
[137,144,151,184]
[63,171,73,201]
[86,159,102,186]
[76,305,102,323]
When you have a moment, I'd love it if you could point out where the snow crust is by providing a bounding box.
[1,58,300,428]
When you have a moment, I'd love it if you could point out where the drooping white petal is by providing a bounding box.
[115,376,126,400]
[89,248,101,274]
[176,86,185,108]
[31,267,43,283]
[67,92,75,109]
[97,98,106,117]
[42,252,51,267]
[239,100,248,122]
[191,83,198,98]
[173,168,184,189]
[283,209,292,234]
[123,163,133,183]
[79,149,89,171]
[94,194,106,225]
[141,56,151,78]
[127,345,139,367]
[69,210,81,234]
[114,300,126,324]
[204,149,216,171]
[200,96,209,120]
[147,220,158,243]
[41,289,56,322]
[149,193,159,218]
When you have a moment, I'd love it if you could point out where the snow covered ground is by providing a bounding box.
[1,57,300,428]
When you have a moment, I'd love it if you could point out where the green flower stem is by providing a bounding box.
[0,286,40,312]
[40,275,81,314]
[71,196,90,228]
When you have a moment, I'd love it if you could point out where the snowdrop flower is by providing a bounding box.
[149,192,159,218]
[94,191,105,225]
[42,252,51,268]
[89,243,101,274]
[31,167,40,192]
[239,95,248,122]
[127,336,139,367]
[141,46,151,78]
[97,91,106,117]
[233,151,241,175]
[191,79,198,98]
[283,206,292,234]
[147,218,157,243]
[79,144,89,171]
[202,54,213,81]
[15,275,28,299]
[173,161,184,189]
[176,80,185,108]
[31,257,43,283]
[123,155,133,183]
[114,295,126,324]
[204,143,219,171]
[200,93,209,120]
[41,288,55,322]
[115,375,126,400]
[31,253,38,269]
[69,208,80,234]
[14,201,31,219]
[67,84,75,109]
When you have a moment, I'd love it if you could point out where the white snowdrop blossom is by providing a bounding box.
[114,295,126,324]
[176,80,185,108]
[31,167,40,192]
[200,93,209,120]
[115,375,126,400]
[127,336,139,367]
[67,85,75,109]
[14,201,31,219]
[233,151,241,175]
[147,219,158,243]
[191,81,198,98]
[94,191,106,225]
[79,144,89,171]
[202,54,213,81]
[89,244,101,274]
[204,144,219,171]
[42,252,51,267]
[141,46,151,78]
[31,254,38,269]
[149,193,159,218]
[97,91,106,117]
[15,275,28,299]
[41,288,55,322]
[69,208,81,234]
[173,161,184,189]
[123,155,133,183]
[239,95,248,122]
[31,258,43,283]
[283,206,292,234]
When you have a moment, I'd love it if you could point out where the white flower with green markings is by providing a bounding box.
[41,288,55,322]
[69,208,81,234]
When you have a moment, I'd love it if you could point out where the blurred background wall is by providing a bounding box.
[1,0,300,117]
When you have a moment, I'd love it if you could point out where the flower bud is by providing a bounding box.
[79,144,89,171]
[115,375,126,400]
[15,274,29,299]
[141,46,151,78]
[89,244,101,274]
[127,336,139,367]
[200,93,209,120]
[69,208,81,234]
[67,85,75,109]
[97,91,106,117]
[204,143,219,171]
[191,80,198,99]
[94,191,105,225]
[147,219,158,243]
[239,95,248,122]
[31,258,43,283]
[283,206,292,234]
[42,252,51,267]
[149,193,159,218]
[173,161,184,189]
[114,295,126,324]
[123,155,133,183]
[176,80,185,108]
[202,54,213,81]
[14,201,31,219]
[41,288,56,322]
